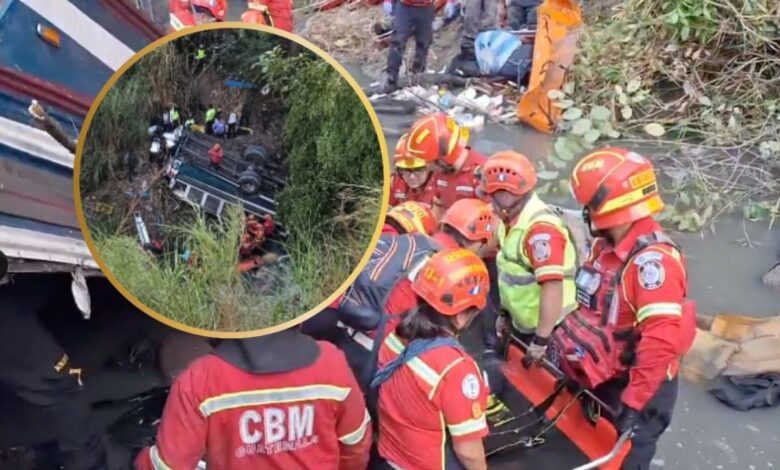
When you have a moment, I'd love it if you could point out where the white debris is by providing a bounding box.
[746,425,761,433]
[651,458,666,467]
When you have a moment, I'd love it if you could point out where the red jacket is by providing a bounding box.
[432,149,487,210]
[135,342,371,470]
[389,172,435,207]
[555,217,690,410]
[209,146,223,165]
[244,0,293,32]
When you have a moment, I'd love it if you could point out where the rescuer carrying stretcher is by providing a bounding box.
[479,151,578,362]
[544,147,698,468]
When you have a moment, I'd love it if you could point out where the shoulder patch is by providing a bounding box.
[638,259,665,290]
[461,373,480,400]
[436,179,449,188]
[531,239,551,262]
[634,250,663,265]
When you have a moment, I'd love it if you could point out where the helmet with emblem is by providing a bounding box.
[406,112,470,167]
[394,133,427,170]
[411,248,489,316]
[440,198,497,243]
[192,0,227,21]
[386,201,437,235]
[480,151,537,196]
[570,147,664,230]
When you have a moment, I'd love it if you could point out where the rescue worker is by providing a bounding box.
[382,0,459,93]
[389,133,436,207]
[335,199,496,389]
[383,200,438,236]
[195,44,207,61]
[136,328,372,469]
[242,0,293,32]
[405,112,487,218]
[227,111,238,139]
[372,248,490,470]
[0,274,108,470]
[169,104,180,129]
[479,151,577,360]
[548,147,697,469]
[204,105,217,135]
[212,116,227,138]
[300,202,438,343]
[208,143,223,170]
[506,0,540,30]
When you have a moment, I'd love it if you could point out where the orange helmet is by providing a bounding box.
[406,113,470,167]
[192,0,227,21]
[411,248,489,316]
[394,133,427,170]
[386,201,437,235]
[440,199,496,242]
[480,151,537,196]
[570,147,664,230]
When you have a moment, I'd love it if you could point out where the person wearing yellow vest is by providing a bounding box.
[204,105,217,135]
[479,151,577,362]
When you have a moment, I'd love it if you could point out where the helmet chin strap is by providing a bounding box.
[582,207,608,238]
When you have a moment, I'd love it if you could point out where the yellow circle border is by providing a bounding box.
[73,22,390,338]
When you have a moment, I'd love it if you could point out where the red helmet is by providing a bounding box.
[440,198,496,242]
[386,201,437,235]
[394,133,427,170]
[406,113,470,167]
[411,248,489,316]
[192,0,227,21]
[570,147,664,230]
[480,151,537,196]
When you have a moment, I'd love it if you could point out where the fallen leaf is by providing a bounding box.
[698,95,712,106]
[554,139,575,161]
[334,39,348,48]
[644,123,666,137]
[537,170,560,181]
[590,105,611,121]
[562,107,584,121]
[571,119,592,136]
[627,78,641,93]
[621,106,633,119]
[584,129,601,143]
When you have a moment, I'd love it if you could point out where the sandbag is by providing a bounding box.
[709,314,780,342]
[680,329,739,385]
[517,0,583,133]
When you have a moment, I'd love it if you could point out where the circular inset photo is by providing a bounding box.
[75,24,389,336]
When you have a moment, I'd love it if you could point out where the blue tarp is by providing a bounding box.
[475,30,522,75]
[475,30,534,84]
[224,79,258,89]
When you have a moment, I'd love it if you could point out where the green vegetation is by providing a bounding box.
[81,29,383,331]
[537,0,780,231]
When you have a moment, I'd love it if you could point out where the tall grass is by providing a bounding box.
[96,206,298,330]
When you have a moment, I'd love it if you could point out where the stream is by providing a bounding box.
[346,64,780,468]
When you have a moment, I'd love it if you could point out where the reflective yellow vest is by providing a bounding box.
[196,48,206,60]
[496,193,577,332]
[169,107,179,123]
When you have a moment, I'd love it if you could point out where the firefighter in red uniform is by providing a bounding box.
[389,133,436,207]
[405,112,487,218]
[372,248,491,470]
[241,0,294,32]
[333,199,496,394]
[549,147,697,469]
[135,328,371,470]
[169,0,227,31]
[383,201,438,236]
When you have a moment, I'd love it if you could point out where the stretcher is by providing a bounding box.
[486,335,632,469]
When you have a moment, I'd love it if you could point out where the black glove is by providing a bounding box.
[616,405,640,435]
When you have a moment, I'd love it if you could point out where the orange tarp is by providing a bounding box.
[517,0,583,133]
